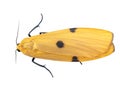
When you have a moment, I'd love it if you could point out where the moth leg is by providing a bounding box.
[32,57,54,78]
[39,32,47,34]
[72,56,82,65]
[79,61,82,65]
[28,13,43,37]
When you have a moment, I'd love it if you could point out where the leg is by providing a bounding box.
[28,13,43,37]
[32,58,54,77]
[39,32,46,34]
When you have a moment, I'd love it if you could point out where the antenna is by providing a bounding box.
[16,21,20,45]
[15,21,20,63]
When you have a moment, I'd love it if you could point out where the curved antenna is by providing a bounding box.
[28,13,43,37]
[16,21,20,45]
[15,21,20,63]
[15,50,17,63]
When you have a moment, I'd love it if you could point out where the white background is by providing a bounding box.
[0,0,120,89]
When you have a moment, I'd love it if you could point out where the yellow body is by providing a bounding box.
[17,28,114,62]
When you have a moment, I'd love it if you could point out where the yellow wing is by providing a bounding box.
[29,43,114,62]
[33,28,114,61]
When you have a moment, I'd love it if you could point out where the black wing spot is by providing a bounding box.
[56,41,64,48]
[70,28,77,32]
[72,56,79,62]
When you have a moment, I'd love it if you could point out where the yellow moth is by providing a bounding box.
[17,28,114,62]
[16,14,114,77]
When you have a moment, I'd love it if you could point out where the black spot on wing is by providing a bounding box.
[56,40,64,48]
[72,56,82,64]
[69,28,77,32]
[72,56,79,62]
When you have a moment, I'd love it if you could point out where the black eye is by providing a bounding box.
[17,43,20,46]
[17,49,20,52]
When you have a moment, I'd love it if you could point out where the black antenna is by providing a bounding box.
[15,21,20,63]
[28,13,43,37]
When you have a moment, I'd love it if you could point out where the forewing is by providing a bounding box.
[36,28,113,59]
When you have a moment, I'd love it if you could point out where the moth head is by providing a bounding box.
[17,38,34,53]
